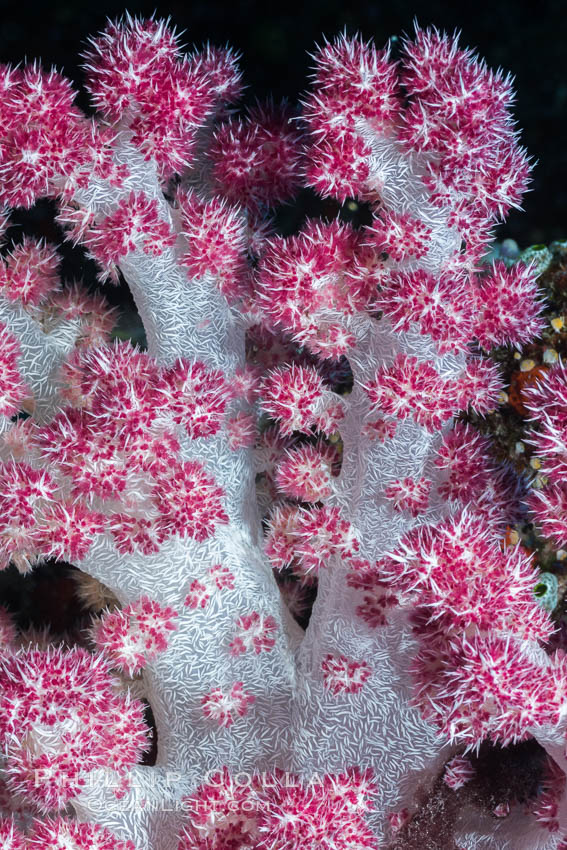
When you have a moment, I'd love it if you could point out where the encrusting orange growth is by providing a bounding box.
[508,364,549,416]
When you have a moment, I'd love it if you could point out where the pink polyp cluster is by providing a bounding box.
[0,325,30,418]
[177,190,249,299]
[256,220,377,359]
[275,442,336,502]
[184,563,236,610]
[0,646,149,812]
[0,238,60,306]
[82,192,178,282]
[1,816,136,850]
[260,362,345,436]
[434,422,521,530]
[0,460,104,570]
[252,27,542,374]
[0,341,233,567]
[399,28,528,217]
[82,15,241,177]
[92,596,179,676]
[265,504,359,577]
[525,363,567,548]
[302,36,400,200]
[228,611,278,656]
[0,64,124,208]
[364,353,502,431]
[321,653,373,695]
[201,681,255,728]
[209,101,304,216]
[378,511,551,640]
[178,766,377,850]
[383,476,432,517]
[412,631,567,749]
[358,509,562,751]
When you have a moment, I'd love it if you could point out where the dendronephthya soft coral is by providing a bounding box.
[0,14,564,850]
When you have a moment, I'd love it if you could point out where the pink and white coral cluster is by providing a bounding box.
[1,816,136,850]
[0,646,148,812]
[92,596,179,676]
[525,363,567,549]
[0,13,563,850]
[178,766,377,850]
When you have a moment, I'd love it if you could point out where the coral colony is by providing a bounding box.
[1,12,567,850]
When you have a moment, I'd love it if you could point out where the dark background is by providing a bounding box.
[0,0,565,245]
